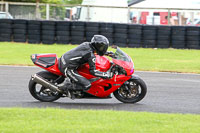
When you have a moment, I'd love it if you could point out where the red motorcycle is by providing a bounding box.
[29,47,147,103]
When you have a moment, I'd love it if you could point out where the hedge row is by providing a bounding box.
[0,19,200,49]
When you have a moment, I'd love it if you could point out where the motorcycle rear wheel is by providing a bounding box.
[113,78,147,103]
[29,71,62,102]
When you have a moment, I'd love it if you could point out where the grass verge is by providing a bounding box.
[0,108,199,133]
[0,42,200,73]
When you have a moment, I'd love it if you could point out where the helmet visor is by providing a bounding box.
[96,43,108,56]
[99,44,105,51]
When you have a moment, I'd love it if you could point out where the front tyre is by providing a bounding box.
[29,71,62,102]
[113,78,147,103]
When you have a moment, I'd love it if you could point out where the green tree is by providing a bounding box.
[63,0,82,4]
[5,0,83,4]
[4,0,83,20]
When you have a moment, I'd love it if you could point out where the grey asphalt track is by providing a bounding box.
[0,65,199,114]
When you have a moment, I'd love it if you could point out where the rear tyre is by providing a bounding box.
[29,71,62,102]
[113,78,147,103]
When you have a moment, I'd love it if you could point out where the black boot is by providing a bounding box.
[74,84,85,91]
[57,79,75,100]
[57,78,71,92]
[67,89,75,100]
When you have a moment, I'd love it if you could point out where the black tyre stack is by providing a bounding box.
[0,19,12,42]
[185,26,200,49]
[142,25,157,48]
[99,23,114,45]
[85,22,99,42]
[27,20,41,44]
[13,19,27,43]
[157,26,171,48]
[70,21,85,44]
[171,26,186,48]
[113,23,128,47]
[41,21,55,44]
[56,21,71,44]
[127,24,142,48]
[3,19,200,50]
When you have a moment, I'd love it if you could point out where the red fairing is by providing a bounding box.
[32,54,63,76]
[46,58,63,76]
[78,64,95,79]
[112,58,134,76]
[78,54,111,79]
[95,55,111,72]
[87,75,131,97]
[78,58,132,97]
[77,54,133,97]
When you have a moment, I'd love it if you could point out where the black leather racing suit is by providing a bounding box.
[58,42,108,90]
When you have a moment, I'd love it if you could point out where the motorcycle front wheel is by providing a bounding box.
[29,71,62,102]
[113,78,147,103]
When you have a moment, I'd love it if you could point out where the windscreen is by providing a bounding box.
[114,47,131,62]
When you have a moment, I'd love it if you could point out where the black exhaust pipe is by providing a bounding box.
[31,74,62,93]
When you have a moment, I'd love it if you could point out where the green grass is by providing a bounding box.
[0,42,200,73]
[0,43,200,133]
[125,48,200,73]
[0,108,199,133]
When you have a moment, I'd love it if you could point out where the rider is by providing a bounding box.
[58,35,112,94]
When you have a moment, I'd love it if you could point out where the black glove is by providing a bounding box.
[105,51,115,58]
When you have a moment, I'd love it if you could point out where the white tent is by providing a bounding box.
[79,0,128,23]
[130,0,200,25]
[131,0,200,9]
[82,0,128,7]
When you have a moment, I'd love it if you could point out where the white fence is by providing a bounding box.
[0,1,200,25]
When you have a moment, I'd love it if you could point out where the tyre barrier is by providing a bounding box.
[56,21,70,44]
[85,22,99,42]
[41,21,55,44]
[186,26,200,49]
[0,19,12,42]
[28,20,41,44]
[142,25,157,48]
[128,24,142,48]
[113,23,128,47]
[13,19,27,43]
[171,26,186,48]
[70,21,85,44]
[0,19,200,49]
[99,22,114,45]
[157,26,171,48]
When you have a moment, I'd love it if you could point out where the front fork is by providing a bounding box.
[123,74,140,93]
